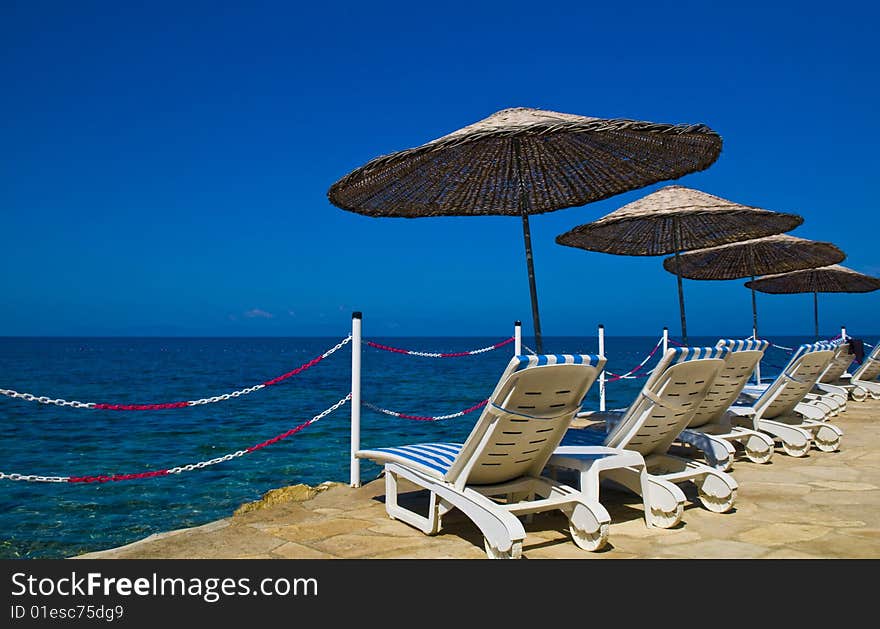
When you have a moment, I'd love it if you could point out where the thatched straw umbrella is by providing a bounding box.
[745,264,880,340]
[661,235,846,338]
[556,186,804,343]
[327,107,723,353]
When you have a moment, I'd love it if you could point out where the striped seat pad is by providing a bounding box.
[667,346,730,362]
[357,443,463,477]
[716,338,769,352]
[511,353,603,371]
[560,427,608,447]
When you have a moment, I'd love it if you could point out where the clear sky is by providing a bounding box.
[2,1,878,338]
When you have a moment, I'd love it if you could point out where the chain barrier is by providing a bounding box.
[0,336,351,410]
[363,399,488,422]
[605,338,663,383]
[0,395,351,483]
[365,337,513,357]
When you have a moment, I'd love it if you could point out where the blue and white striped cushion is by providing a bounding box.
[780,342,833,374]
[716,338,769,352]
[667,346,730,363]
[511,353,603,372]
[369,443,462,475]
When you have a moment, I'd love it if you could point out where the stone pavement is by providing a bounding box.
[76,398,880,559]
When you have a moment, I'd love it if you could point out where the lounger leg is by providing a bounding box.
[731,428,775,464]
[383,465,443,535]
[694,470,738,513]
[849,384,869,401]
[794,402,830,421]
[856,381,880,399]
[383,464,528,558]
[755,419,812,458]
[677,429,735,470]
[800,419,843,452]
[527,479,611,552]
[602,467,686,529]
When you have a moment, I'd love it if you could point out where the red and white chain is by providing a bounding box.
[0,394,351,483]
[365,337,513,358]
[0,336,351,410]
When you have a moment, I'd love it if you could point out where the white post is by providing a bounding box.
[662,326,669,355]
[598,323,606,412]
[350,311,362,488]
[753,325,761,385]
[841,325,847,342]
[514,320,522,355]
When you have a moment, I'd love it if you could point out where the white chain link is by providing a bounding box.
[369,338,510,358]
[0,336,352,410]
[0,389,95,409]
[186,384,266,406]
[1,394,351,482]
[520,344,537,356]
[607,338,663,379]
[0,472,69,483]
[362,400,480,421]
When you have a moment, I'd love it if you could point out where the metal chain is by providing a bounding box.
[0,394,352,482]
[0,336,351,410]
[363,399,487,421]
[0,390,95,409]
[366,337,513,358]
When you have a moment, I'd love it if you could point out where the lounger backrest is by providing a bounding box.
[603,347,727,456]
[447,354,605,487]
[752,342,835,419]
[852,343,880,383]
[820,343,855,383]
[685,338,768,429]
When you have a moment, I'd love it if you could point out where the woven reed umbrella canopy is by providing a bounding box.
[661,235,846,338]
[556,185,804,343]
[745,264,880,340]
[327,107,723,353]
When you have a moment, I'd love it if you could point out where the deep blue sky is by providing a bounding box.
[2,1,878,338]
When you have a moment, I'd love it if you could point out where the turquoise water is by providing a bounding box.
[1,334,874,559]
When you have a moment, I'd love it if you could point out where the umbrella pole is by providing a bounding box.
[514,139,543,354]
[673,218,688,345]
[750,275,761,385]
[749,250,759,339]
[521,213,543,354]
[814,290,819,341]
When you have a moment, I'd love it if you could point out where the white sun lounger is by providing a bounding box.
[675,339,776,469]
[547,346,737,529]
[356,353,612,559]
[807,341,855,415]
[846,343,880,401]
[732,342,843,457]
[740,341,840,419]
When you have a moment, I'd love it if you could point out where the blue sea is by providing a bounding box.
[1,333,875,559]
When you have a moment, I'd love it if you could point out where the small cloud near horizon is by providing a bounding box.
[244,308,275,319]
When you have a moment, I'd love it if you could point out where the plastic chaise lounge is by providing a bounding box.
[356,353,612,559]
[547,346,737,530]
[846,343,880,401]
[807,341,855,415]
[674,339,777,469]
[745,341,847,419]
[731,342,843,457]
